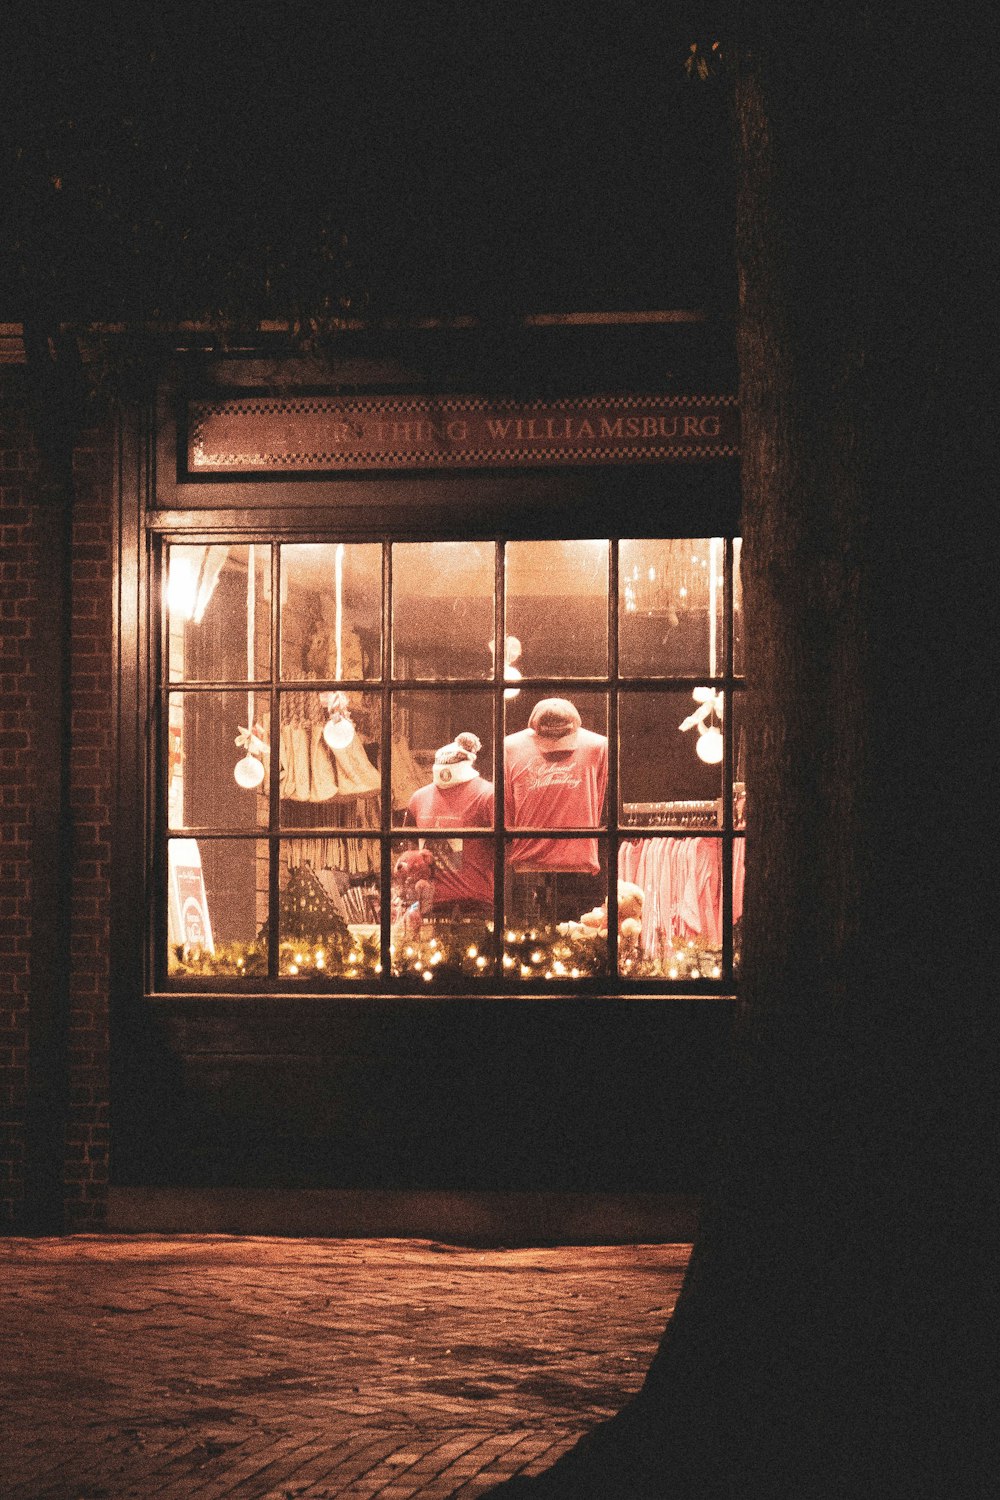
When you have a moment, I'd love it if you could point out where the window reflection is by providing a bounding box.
[278,838,380,977]
[619,538,724,678]
[391,691,494,824]
[619,691,723,828]
[166,838,268,976]
[393,542,494,679]
[280,543,381,681]
[390,836,496,979]
[504,840,609,978]
[168,544,269,683]
[506,540,608,677]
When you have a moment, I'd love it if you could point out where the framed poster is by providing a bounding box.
[167,839,215,955]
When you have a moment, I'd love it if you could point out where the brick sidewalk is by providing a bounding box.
[1,1236,690,1499]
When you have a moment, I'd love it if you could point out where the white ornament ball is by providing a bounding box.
[323,715,355,750]
[234,754,265,789]
[696,726,724,764]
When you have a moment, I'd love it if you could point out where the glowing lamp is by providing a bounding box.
[167,555,199,621]
[167,546,227,623]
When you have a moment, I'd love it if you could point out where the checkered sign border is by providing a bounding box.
[188,393,739,472]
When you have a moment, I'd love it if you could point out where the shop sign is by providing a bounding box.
[187,394,738,473]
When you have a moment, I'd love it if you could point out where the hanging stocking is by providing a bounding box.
[330,733,381,797]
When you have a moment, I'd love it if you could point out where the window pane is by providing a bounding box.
[277,690,381,820]
[733,537,744,677]
[280,543,381,682]
[619,691,723,828]
[505,540,608,678]
[392,542,494,679]
[734,836,745,972]
[167,837,267,976]
[168,544,269,683]
[278,838,380,977]
[391,691,494,826]
[732,690,747,828]
[504,840,609,978]
[390,835,496,979]
[504,692,607,837]
[168,691,268,830]
[617,836,724,979]
[619,538,725,677]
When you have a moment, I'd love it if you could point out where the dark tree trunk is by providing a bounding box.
[20,322,81,1234]
[486,8,992,1497]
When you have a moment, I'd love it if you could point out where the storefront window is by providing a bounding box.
[159,536,744,990]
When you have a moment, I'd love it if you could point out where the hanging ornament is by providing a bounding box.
[679,686,725,763]
[503,635,523,700]
[234,722,267,787]
[321,544,357,748]
[679,543,725,764]
[489,634,523,698]
[696,724,724,764]
[679,686,724,733]
[234,545,268,789]
[321,689,355,750]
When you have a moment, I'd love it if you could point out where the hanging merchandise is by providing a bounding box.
[234,544,269,789]
[321,544,356,748]
[679,539,724,764]
[327,722,381,796]
[279,693,380,802]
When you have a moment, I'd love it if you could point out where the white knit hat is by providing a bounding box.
[432,731,481,787]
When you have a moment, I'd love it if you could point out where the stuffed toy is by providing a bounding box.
[392,849,436,938]
[559,879,644,943]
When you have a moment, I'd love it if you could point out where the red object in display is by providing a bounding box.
[504,726,608,874]
[404,776,495,907]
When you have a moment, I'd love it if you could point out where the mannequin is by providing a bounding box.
[403,732,494,909]
[504,697,608,928]
[504,698,608,874]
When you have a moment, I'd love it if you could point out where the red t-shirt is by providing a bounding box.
[504,728,608,874]
[404,776,494,907]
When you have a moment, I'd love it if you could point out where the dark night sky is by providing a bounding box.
[5,2,734,320]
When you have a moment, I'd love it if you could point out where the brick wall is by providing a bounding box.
[0,367,114,1230]
[66,423,114,1228]
[0,375,34,1228]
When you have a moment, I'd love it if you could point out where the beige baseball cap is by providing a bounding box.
[529,697,581,749]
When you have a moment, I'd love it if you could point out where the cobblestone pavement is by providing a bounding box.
[2,1236,690,1499]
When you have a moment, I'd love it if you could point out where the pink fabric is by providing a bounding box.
[618,836,735,961]
[404,775,494,907]
[693,839,722,947]
[504,727,608,874]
